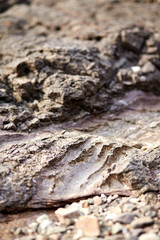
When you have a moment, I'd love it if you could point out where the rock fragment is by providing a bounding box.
[75,215,100,237]
[130,217,154,228]
[138,233,160,240]
[115,212,136,224]
[111,222,123,235]
[55,205,81,224]
[93,196,102,206]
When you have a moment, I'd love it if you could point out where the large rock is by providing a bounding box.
[0,0,160,216]
[0,104,159,212]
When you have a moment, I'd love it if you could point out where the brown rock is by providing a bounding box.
[55,206,81,224]
[75,215,100,237]
[93,196,102,206]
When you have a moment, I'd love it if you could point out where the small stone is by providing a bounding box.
[115,212,136,224]
[55,206,81,224]
[73,229,83,239]
[82,201,89,208]
[38,219,53,234]
[130,228,143,237]
[129,198,140,204]
[93,196,102,206]
[145,210,157,218]
[19,110,32,122]
[28,222,38,233]
[122,202,137,212]
[48,234,60,240]
[46,226,66,234]
[15,236,36,240]
[121,28,145,53]
[28,118,40,129]
[75,215,100,237]
[138,233,160,240]
[131,66,141,72]
[11,227,23,235]
[3,122,17,131]
[48,234,61,240]
[131,217,154,228]
[105,213,117,221]
[101,194,107,203]
[87,198,94,205]
[107,195,112,203]
[37,214,50,224]
[146,46,158,54]
[80,207,90,216]
[111,223,123,235]
[36,235,47,240]
[141,61,156,74]
[112,195,119,201]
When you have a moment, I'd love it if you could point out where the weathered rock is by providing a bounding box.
[120,27,147,53]
[0,0,160,239]
[0,124,160,212]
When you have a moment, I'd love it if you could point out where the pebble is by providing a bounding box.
[115,212,136,224]
[122,202,137,212]
[36,236,47,240]
[38,219,53,234]
[131,66,141,72]
[93,196,102,206]
[37,214,50,223]
[55,206,81,224]
[87,198,94,205]
[131,216,154,228]
[28,222,38,233]
[105,213,117,221]
[138,233,160,240]
[101,194,107,203]
[46,226,66,234]
[15,236,36,240]
[76,215,100,237]
[111,222,123,235]
[82,201,89,208]
[107,195,112,203]
[10,194,160,240]
[48,234,60,240]
[141,61,156,73]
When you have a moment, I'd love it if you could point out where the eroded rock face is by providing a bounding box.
[0,106,160,212]
[0,0,160,216]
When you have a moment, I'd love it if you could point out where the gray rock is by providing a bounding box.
[131,217,154,228]
[120,27,147,53]
[115,212,136,224]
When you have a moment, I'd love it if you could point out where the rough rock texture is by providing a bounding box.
[0,91,160,212]
[0,0,160,239]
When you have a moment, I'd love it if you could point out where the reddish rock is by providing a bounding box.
[75,215,100,237]
[93,196,102,206]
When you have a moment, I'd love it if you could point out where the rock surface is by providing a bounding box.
[0,0,160,239]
